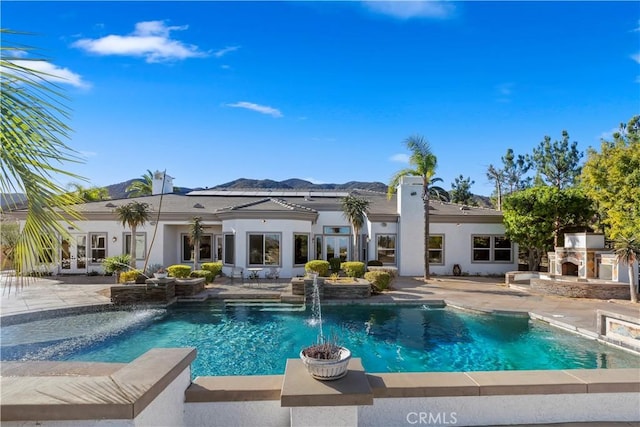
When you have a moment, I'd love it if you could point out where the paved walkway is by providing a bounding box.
[1,274,638,336]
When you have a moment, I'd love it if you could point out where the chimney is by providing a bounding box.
[152,171,174,195]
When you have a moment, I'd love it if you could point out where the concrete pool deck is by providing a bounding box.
[1,274,638,338]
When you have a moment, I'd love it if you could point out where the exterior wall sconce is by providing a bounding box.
[410,191,417,196]
[112,236,117,243]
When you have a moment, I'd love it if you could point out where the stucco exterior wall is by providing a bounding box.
[430,222,518,276]
[358,393,640,426]
[396,176,425,276]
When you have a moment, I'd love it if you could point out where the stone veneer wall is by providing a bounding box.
[174,278,206,297]
[290,278,370,299]
[531,278,630,299]
[110,282,176,304]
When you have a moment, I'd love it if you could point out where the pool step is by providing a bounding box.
[224,299,306,312]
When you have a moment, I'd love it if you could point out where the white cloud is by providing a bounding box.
[72,20,207,63]
[363,1,455,19]
[632,20,640,32]
[495,82,514,103]
[214,46,240,58]
[631,53,640,64]
[226,101,283,118]
[9,59,90,89]
[79,150,98,158]
[390,153,410,163]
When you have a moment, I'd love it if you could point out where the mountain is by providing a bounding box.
[0,193,27,211]
[213,178,388,192]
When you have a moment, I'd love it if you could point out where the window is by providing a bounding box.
[89,233,107,263]
[472,235,512,262]
[428,235,444,265]
[248,233,281,266]
[376,234,396,265]
[124,233,146,260]
[39,235,56,264]
[224,234,235,265]
[215,235,223,261]
[294,233,309,265]
[315,235,323,260]
[323,226,350,235]
[181,234,213,263]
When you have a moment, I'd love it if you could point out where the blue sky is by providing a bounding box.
[4,1,639,196]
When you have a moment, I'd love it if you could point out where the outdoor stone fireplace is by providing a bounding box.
[548,232,618,281]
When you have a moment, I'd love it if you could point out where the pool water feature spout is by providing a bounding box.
[309,273,324,343]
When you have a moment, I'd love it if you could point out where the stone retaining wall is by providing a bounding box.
[531,278,630,299]
[291,278,370,299]
[174,278,206,297]
[110,281,176,304]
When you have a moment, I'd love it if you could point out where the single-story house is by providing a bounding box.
[11,174,519,278]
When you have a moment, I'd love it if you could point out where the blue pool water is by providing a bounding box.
[2,302,638,377]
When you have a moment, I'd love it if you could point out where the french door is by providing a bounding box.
[324,236,349,262]
[61,234,88,274]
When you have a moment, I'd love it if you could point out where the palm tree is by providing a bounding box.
[126,170,154,198]
[1,30,85,279]
[341,195,370,261]
[189,216,204,270]
[67,183,110,202]
[615,236,639,303]
[428,177,450,202]
[388,135,438,281]
[115,202,151,268]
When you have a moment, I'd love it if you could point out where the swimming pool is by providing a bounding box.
[2,302,638,377]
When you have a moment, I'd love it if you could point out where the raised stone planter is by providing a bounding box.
[530,278,630,300]
[174,278,206,297]
[110,279,176,305]
[291,277,370,299]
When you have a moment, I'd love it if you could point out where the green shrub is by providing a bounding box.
[167,264,192,278]
[305,260,330,277]
[191,269,214,283]
[364,271,391,290]
[367,266,397,280]
[367,260,383,267]
[103,254,131,275]
[328,257,342,274]
[119,269,143,283]
[201,262,223,279]
[341,261,365,278]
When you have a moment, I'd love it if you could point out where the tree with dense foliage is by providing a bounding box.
[450,175,475,205]
[126,169,154,198]
[502,186,594,270]
[1,30,84,278]
[581,116,640,240]
[67,183,110,202]
[614,237,639,303]
[502,148,532,193]
[189,216,205,270]
[388,135,438,281]
[530,131,583,189]
[115,202,150,268]
[341,195,370,261]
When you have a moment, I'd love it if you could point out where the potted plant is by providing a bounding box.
[300,337,351,380]
[154,267,168,279]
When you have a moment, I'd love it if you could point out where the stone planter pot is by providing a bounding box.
[299,346,351,380]
[154,273,168,279]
